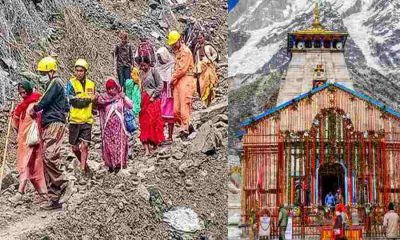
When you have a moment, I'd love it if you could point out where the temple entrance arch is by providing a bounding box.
[317,162,346,205]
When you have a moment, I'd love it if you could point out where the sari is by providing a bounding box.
[12,91,47,194]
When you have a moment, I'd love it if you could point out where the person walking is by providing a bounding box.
[155,46,175,144]
[193,31,219,107]
[9,81,48,204]
[383,202,399,239]
[113,31,134,92]
[167,30,196,139]
[278,205,289,240]
[125,67,141,118]
[137,56,164,155]
[65,59,95,178]
[333,204,346,240]
[29,56,69,208]
[96,77,133,173]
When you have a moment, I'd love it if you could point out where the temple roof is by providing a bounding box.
[239,82,400,129]
[289,2,347,37]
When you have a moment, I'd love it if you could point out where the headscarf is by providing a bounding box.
[155,47,175,83]
[131,67,140,85]
[155,47,175,97]
[100,77,122,101]
[14,80,42,120]
[20,80,34,94]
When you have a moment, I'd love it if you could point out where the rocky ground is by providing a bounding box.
[0,0,228,239]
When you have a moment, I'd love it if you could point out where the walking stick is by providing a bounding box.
[0,102,14,193]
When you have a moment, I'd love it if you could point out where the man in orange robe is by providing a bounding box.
[167,31,196,139]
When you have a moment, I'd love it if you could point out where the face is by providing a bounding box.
[198,34,205,44]
[74,66,86,81]
[119,35,127,44]
[107,86,118,96]
[18,86,28,99]
[157,53,165,64]
[172,40,181,51]
[139,62,150,72]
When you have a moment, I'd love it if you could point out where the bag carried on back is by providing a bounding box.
[136,39,156,66]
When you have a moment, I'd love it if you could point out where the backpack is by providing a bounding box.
[124,109,137,134]
[136,39,156,66]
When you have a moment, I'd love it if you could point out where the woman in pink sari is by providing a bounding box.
[96,77,133,173]
[10,80,48,204]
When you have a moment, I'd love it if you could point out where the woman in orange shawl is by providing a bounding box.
[9,80,48,204]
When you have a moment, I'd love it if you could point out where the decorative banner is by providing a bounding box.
[259,216,271,237]
[285,217,293,240]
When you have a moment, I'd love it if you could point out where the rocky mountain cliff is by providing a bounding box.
[228,0,400,162]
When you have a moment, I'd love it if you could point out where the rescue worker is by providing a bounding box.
[65,59,95,178]
[167,30,196,139]
[29,56,69,208]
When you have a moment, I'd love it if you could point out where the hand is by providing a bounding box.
[120,92,125,98]
[150,97,155,102]
[28,107,36,118]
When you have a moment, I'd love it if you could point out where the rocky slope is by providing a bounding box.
[0,0,228,239]
[228,0,400,161]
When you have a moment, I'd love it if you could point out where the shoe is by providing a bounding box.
[40,200,62,210]
[8,192,23,204]
[33,194,49,205]
[188,124,195,134]
[178,131,189,140]
[59,181,74,204]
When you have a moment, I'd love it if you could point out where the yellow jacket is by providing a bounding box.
[66,77,95,124]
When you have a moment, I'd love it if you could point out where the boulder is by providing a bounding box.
[192,120,217,155]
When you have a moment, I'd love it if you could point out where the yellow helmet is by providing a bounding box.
[75,59,89,71]
[167,31,181,46]
[37,56,57,72]
[131,67,140,84]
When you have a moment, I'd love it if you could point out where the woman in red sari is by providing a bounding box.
[9,81,48,204]
[96,77,133,173]
[137,56,165,155]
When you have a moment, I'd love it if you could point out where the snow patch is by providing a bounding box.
[229,26,281,76]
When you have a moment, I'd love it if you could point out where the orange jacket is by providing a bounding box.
[172,44,194,86]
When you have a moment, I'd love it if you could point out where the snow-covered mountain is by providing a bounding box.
[228,0,400,85]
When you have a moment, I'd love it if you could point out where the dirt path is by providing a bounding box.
[0,209,62,240]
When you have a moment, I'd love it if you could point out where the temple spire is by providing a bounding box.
[312,0,322,29]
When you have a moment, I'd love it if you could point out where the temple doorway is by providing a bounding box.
[319,163,345,205]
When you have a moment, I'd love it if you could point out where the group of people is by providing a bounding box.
[9,29,219,209]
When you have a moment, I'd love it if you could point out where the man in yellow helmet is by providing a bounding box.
[29,56,69,208]
[65,59,95,177]
[167,31,196,139]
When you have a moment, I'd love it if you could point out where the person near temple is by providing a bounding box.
[278,204,289,240]
[383,202,399,239]
[333,204,346,240]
